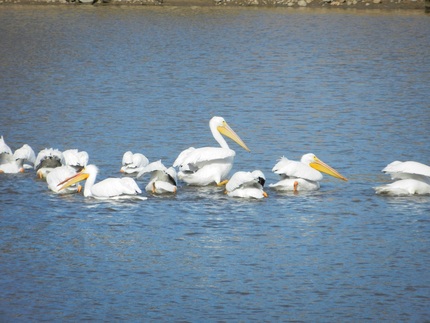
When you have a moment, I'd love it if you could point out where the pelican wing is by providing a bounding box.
[174,147,235,172]
[35,148,64,170]
[121,152,149,173]
[173,147,195,168]
[63,149,79,165]
[14,144,36,164]
[137,160,166,178]
[383,161,430,180]
[165,167,178,184]
[46,166,78,193]
[226,171,267,199]
[63,149,89,168]
[132,153,149,168]
[91,177,141,198]
[0,152,13,165]
[226,171,256,191]
[122,151,133,165]
[272,157,323,181]
[0,136,13,155]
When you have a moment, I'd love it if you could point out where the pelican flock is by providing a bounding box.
[1,116,429,200]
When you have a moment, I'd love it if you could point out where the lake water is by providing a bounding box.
[1,5,430,321]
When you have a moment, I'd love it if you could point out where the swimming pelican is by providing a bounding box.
[225,170,268,199]
[35,148,64,179]
[0,137,36,173]
[269,153,348,192]
[137,160,177,194]
[173,116,250,186]
[0,144,36,173]
[0,136,13,159]
[47,166,82,194]
[120,151,149,174]
[63,149,89,172]
[374,161,430,196]
[58,164,145,200]
[46,149,89,194]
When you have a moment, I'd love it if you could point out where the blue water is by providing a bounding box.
[1,5,430,321]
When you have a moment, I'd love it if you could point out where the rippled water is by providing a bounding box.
[1,5,430,321]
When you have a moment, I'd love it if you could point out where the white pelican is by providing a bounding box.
[173,116,250,186]
[137,160,177,194]
[225,170,268,199]
[120,151,149,174]
[47,166,82,194]
[269,153,348,192]
[35,148,64,179]
[0,136,13,159]
[46,149,89,194]
[374,161,430,196]
[63,149,89,172]
[0,137,36,173]
[58,164,145,200]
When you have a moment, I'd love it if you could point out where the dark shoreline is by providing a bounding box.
[0,0,427,10]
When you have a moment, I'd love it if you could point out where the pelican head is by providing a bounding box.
[210,116,250,152]
[302,153,348,181]
[58,165,97,191]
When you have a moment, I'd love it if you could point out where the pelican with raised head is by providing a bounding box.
[374,160,430,196]
[58,164,145,200]
[269,153,348,192]
[173,116,250,186]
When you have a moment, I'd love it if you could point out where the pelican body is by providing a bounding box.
[59,164,144,200]
[374,161,430,196]
[35,148,64,179]
[137,160,177,194]
[47,166,81,194]
[46,149,89,194]
[269,153,347,192]
[62,149,89,172]
[225,170,268,199]
[173,116,250,186]
[120,151,149,174]
[0,137,36,173]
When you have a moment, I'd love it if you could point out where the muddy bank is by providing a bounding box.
[0,0,426,10]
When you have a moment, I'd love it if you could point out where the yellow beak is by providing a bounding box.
[310,156,348,181]
[57,171,89,191]
[217,121,250,152]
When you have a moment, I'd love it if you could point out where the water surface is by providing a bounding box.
[1,5,430,321]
